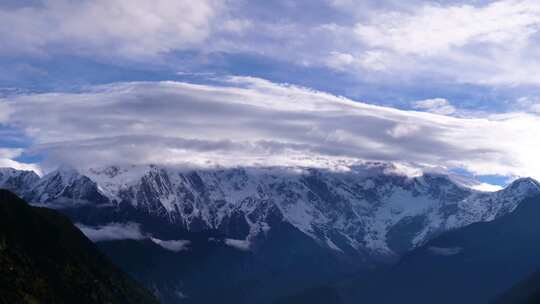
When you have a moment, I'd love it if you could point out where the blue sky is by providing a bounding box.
[1,0,540,188]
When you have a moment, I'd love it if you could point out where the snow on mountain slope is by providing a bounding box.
[24,165,109,206]
[0,167,40,194]
[2,163,539,259]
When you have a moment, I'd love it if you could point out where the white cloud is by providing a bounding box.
[201,0,540,87]
[387,124,421,138]
[0,148,24,160]
[326,51,355,70]
[199,0,540,87]
[3,77,540,180]
[0,158,40,173]
[4,0,540,87]
[325,50,390,71]
[470,182,504,192]
[516,96,540,113]
[220,19,252,34]
[348,0,540,85]
[355,1,540,55]
[0,0,222,59]
[224,238,250,251]
[0,102,11,122]
[76,222,145,241]
[413,98,457,115]
[76,222,191,251]
[0,148,41,174]
[151,238,190,252]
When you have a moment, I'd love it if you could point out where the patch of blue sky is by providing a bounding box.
[450,168,510,187]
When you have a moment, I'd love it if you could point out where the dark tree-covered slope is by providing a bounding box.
[494,269,540,304]
[0,189,158,304]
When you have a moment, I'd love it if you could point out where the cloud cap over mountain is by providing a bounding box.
[2,77,540,180]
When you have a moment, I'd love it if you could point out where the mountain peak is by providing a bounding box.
[53,164,81,179]
[506,177,540,193]
[0,167,40,194]
[0,167,40,177]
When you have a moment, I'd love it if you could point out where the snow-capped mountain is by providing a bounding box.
[345,194,540,304]
[2,163,539,259]
[25,165,110,206]
[0,167,40,194]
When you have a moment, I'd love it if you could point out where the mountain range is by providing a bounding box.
[2,163,540,303]
[3,164,539,258]
[337,193,540,304]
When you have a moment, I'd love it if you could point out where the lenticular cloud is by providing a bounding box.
[2,77,540,179]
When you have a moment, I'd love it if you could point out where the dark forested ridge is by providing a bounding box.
[0,189,158,304]
[494,269,540,304]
